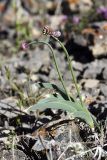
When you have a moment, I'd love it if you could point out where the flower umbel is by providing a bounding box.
[43,26,61,37]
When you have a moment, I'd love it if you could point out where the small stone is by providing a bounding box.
[84,79,99,88]
[103,68,107,80]
[30,74,39,82]
[83,60,103,79]
[100,84,107,97]
[78,0,93,12]
[32,28,41,39]
[91,43,107,57]
[72,61,83,72]
[16,73,28,84]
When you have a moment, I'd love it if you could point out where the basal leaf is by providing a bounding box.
[27,96,96,129]
[28,97,77,113]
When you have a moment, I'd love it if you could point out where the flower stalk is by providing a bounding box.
[23,41,72,101]
[52,36,84,108]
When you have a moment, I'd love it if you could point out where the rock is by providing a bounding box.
[14,48,51,74]
[89,101,107,121]
[62,0,92,14]
[2,149,27,160]
[39,64,51,75]
[103,67,107,80]
[0,98,20,118]
[15,73,28,84]
[30,74,39,82]
[20,0,45,15]
[73,34,87,47]
[100,83,107,97]
[31,28,41,39]
[89,22,107,57]
[83,59,104,79]
[90,43,107,57]
[64,70,80,82]
[50,15,67,29]
[78,0,93,12]
[55,52,66,72]
[38,74,49,82]
[72,61,84,72]
[49,68,58,80]
[2,0,29,26]
[83,79,99,89]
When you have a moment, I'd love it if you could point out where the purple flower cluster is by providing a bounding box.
[97,6,107,19]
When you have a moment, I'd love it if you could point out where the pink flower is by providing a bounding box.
[21,42,29,50]
[52,31,61,37]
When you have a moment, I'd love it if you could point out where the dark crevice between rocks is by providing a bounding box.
[96,68,105,80]
[65,38,95,63]
[17,137,48,160]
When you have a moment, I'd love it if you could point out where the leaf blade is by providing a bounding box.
[28,97,77,113]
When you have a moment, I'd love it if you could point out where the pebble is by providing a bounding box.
[84,79,99,89]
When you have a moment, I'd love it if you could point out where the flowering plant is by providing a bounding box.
[22,26,99,131]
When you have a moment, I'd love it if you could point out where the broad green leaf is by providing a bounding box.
[31,96,86,112]
[27,96,96,129]
[28,97,77,113]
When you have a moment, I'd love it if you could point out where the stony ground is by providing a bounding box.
[0,0,107,160]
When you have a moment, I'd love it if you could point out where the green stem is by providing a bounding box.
[52,37,97,130]
[53,37,84,107]
[28,41,72,101]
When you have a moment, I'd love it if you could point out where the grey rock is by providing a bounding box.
[84,79,99,89]
[90,22,107,57]
[14,73,28,85]
[72,61,84,72]
[78,0,93,12]
[73,34,87,47]
[13,73,28,85]
[38,74,49,82]
[49,68,58,80]
[0,97,23,118]
[64,70,80,81]
[83,59,105,79]
[2,149,27,160]
[103,67,107,80]
[55,51,66,72]
[30,74,39,82]
[100,83,107,97]
[90,43,107,57]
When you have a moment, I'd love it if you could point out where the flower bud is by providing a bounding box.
[21,42,29,50]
